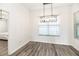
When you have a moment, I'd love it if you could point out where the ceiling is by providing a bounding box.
[23,3,73,10]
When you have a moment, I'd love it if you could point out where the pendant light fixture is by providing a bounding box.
[40,3,57,23]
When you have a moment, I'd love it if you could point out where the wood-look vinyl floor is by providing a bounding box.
[0,40,78,56]
[0,40,8,56]
[15,41,79,56]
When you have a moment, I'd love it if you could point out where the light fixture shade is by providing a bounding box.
[40,15,57,23]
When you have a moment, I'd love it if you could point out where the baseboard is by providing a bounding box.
[31,40,70,46]
[70,46,79,55]
[72,46,79,51]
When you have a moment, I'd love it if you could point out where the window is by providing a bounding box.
[39,16,60,36]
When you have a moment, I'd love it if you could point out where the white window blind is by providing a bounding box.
[39,16,60,36]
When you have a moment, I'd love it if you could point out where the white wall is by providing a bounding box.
[30,5,72,45]
[71,4,79,51]
[0,4,31,55]
[8,4,31,55]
